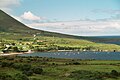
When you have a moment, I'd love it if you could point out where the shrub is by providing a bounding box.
[12,64,31,71]
[12,64,21,70]
[0,73,14,80]
[14,73,29,80]
[52,63,55,65]
[69,70,106,80]
[1,62,14,67]
[73,62,80,65]
[22,70,33,76]
[111,70,119,76]
[30,78,41,80]
[20,64,31,71]
[32,67,43,74]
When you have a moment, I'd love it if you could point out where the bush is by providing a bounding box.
[12,64,21,70]
[12,64,31,71]
[32,67,43,74]
[14,73,29,80]
[1,62,14,67]
[0,73,14,80]
[30,78,41,80]
[20,64,31,71]
[52,63,55,65]
[111,70,119,76]
[6,57,14,60]
[22,70,33,76]
[73,62,80,65]
[69,70,106,80]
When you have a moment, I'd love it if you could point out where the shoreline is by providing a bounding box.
[0,51,34,56]
[0,50,118,56]
[0,52,25,56]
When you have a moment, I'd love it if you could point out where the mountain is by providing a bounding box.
[0,10,86,39]
[0,10,35,33]
[1,10,118,44]
[1,10,120,52]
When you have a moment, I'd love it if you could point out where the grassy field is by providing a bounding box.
[1,32,120,53]
[1,9,120,53]
[1,9,120,80]
[0,56,120,80]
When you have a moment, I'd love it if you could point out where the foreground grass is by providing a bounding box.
[0,56,120,80]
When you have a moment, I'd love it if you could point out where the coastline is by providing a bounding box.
[0,51,33,56]
[0,49,118,56]
[0,50,73,56]
[0,52,25,56]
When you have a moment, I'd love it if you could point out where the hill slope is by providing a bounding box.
[0,10,37,34]
[0,10,87,39]
[1,10,120,45]
[1,10,120,52]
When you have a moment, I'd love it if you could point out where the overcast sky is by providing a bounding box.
[1,0,120,36]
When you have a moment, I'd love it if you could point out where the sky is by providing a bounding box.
[0,0,120,36]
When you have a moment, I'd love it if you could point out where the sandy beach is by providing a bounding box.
[0,52,25,56]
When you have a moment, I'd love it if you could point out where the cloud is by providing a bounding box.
[10,11,46,26]
[9,9,120,36]
[21,11,43,21]
[27,20,120,36]
[0,0,21,12]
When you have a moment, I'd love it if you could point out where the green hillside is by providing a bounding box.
[0,10,120,53]
[0,10,103,41]
[0,10,86,39]
[0,10,36,34]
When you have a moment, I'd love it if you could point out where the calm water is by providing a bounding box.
[19,51,120,60]
[89,36,120,45]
